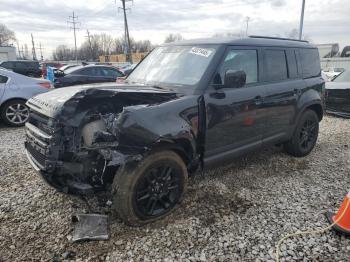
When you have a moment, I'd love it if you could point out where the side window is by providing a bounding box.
[1,62,13,68]
[264,50,288,81]
[299,48,321,78]
[0,75,8,83]
[15,63,26,69]
[286,50,298,79]
[79,68,94,76]
[106,69,123,77]
[213,49,258,85]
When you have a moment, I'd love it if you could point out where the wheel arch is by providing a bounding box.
[0,97,28,111]
[306,103,323,122]
[150,138,198,172]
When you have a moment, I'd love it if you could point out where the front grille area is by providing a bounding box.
[26,142,47,168]
[25,109,57,170]
[28,110,53,135]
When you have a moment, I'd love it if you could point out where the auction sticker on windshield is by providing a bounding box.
[189,47,213,58]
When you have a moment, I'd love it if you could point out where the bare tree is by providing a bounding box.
[52,33,154,61]
[52,45,74,61]
[0,24,16,46]
[164,33,184,43]
[286,28,299,39]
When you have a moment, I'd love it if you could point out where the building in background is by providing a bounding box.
[99,52,147,64]
[0,46,16,61]
[316,43,350,72]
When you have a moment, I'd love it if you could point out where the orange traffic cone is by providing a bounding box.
[326,192,350,235]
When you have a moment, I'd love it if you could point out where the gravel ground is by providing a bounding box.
[0,115,350,262]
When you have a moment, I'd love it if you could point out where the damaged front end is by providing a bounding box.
[25,84,201,194]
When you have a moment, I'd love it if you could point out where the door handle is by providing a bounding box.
[254,96,263,105]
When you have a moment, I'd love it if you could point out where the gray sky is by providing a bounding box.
[0,0,349,59]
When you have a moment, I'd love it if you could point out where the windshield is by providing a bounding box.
[127,45,217,87]
[333,70,350,82]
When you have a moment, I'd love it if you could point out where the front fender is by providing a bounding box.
[109,95,200,163]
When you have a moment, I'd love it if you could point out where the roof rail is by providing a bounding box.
[249,35,309,43]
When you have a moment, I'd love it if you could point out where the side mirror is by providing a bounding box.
[224,70,246,89]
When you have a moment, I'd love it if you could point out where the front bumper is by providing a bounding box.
[25,144,95,195]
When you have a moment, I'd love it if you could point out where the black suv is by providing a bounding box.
[24,36,324,225]
[0,60,41,77]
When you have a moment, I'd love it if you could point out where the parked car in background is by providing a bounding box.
[0,68,51,126]
[53,64,81,78]
[54,65,125,88]
[59,64,80,72]
[326,70,350,118]
[25,36,324,225]
[41,62,64,78]
[0,60,41,77]
[323,67,345,80]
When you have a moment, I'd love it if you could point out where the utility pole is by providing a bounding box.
[298,0,306,40]
[116,0,133,64]
[31,34,37,60]
[85,29,93,61]
[67,11,80,62]
[245,16,250,37]
[37,43,45,61]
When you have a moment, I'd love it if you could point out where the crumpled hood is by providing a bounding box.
[26,83,178,119]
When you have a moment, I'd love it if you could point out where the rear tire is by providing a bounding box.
[0,99,29,127]
[112,151,188,226]
[284,109,319,157]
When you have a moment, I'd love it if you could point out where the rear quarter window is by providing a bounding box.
[299,48,321,78]
[264,49,288,81]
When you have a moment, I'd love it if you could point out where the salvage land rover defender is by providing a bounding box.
[25,36,325,225]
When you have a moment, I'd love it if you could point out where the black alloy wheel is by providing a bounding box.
[133,165,182,218]
[299,119,317,151]
[112,150,188,226]
[284,109,319,157]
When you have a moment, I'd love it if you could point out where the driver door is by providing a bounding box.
[204,47,267,163]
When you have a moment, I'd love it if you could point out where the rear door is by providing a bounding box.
[261,48,304,143]
[204,46,267,162]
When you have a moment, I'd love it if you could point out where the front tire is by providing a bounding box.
[0,99,29,127]
[112,151,188,226]
[284,109,319,157]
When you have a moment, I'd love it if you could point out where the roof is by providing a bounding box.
[164,36,315,49]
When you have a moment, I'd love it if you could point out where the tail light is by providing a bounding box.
[38,82,52,89]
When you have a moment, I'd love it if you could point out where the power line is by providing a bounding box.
[67,11,80,62]
[115,0,133,64]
